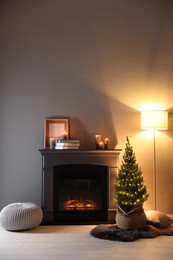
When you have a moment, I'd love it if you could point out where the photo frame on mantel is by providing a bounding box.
[44,118,69,148]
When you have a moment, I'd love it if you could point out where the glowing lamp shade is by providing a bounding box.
[141,110,168,130]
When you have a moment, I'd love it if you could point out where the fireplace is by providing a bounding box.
[54,164,108,223]
[39,149,121,224]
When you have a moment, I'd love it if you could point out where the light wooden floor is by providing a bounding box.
[1,224,173,260]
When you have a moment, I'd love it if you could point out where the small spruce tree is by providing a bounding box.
[115,137,149,213]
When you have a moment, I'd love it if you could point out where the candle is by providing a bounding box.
[104,138,109,150]
[49,137,56,149]
[95,134,101,149]
[99,141,104,150]
[63,131,68,140]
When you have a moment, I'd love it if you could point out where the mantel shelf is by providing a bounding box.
[39,149,122,155]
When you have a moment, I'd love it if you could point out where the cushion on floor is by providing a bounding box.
[145,210,173,228]
[0,202,43,231]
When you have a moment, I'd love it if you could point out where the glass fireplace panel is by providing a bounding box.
[53,164,108,222]
[58,175,102,211]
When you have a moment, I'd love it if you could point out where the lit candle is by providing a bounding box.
[104,138,109,150]
[63,131,68,140]
[99,141,104,150]
[49,137,56,149]
[95,134,101,149]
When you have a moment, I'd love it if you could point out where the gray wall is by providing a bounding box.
[1,0,173,212]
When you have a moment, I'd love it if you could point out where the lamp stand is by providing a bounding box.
[153,130,156,210]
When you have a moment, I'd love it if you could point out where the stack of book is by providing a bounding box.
[55,139,80,150]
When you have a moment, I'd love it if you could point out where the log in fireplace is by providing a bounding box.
[39,149,121,224]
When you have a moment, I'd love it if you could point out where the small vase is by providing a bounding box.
[116,204,147,230]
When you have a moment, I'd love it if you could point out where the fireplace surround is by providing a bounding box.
[39,149,121,224]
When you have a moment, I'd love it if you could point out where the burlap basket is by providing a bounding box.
[116,204,147,230]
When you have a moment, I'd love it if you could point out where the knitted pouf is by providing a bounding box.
[0,202,43,231]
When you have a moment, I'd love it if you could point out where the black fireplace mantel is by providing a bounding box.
[39,149,121,167]
[39,149,121,224]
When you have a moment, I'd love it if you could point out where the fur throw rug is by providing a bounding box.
[90,224,173,242]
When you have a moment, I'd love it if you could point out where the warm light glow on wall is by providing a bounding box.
[141,110,168,130]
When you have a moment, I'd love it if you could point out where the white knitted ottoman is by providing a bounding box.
[0,202,43,231]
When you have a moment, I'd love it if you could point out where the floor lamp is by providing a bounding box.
[141,110,168,210]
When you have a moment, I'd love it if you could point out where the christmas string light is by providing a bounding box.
[115,137,149,212]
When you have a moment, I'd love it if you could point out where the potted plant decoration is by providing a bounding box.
[115,137,149,230]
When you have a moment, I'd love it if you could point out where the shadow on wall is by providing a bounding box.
[68,91,140,150]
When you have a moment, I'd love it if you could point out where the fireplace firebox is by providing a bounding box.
[54,164,108,222]
[39,149,121,224]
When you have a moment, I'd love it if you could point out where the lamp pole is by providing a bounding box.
[153,129,156,210]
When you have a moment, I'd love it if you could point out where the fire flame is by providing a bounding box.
[63,199,97,210]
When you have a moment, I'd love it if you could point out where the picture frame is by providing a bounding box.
[44,118,69,148]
